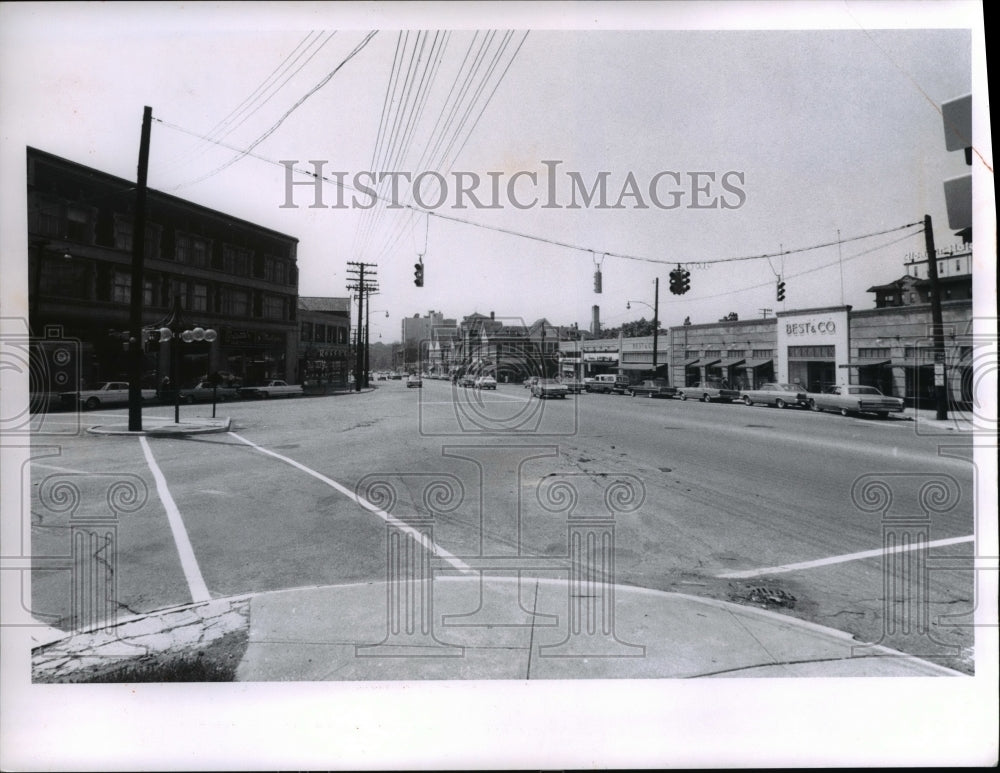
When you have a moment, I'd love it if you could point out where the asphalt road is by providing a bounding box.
[28,379,977,672]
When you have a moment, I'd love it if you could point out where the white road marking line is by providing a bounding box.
[229,431,473,573]
[138,436,211,603]
[717,535,976,579]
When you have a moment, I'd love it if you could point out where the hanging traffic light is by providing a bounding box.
[680,268,690,295]
[593,269,602,293]
[669,267,681,295]
[776,278,786,302]
[414,260,424,287]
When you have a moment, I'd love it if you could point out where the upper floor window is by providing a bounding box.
[114,217,162,259]
[223,244,253,276]
[263,295,286,320]
[112,271,131,304]
[221,288,250,317]
[176,233,211,268]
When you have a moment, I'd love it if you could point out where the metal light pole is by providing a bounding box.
[155,297,217,424]
[626,276,660,377]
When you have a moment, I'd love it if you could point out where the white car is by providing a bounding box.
[474,376,497,390]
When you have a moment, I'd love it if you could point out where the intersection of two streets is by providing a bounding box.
[26,378,978,673]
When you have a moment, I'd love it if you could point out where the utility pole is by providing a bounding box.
[128,106,152,431]
[923,214,948,420]
[652,276,660,375]
[346,261,378,392]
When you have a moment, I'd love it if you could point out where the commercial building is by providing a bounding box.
[27,147,300,390]
[297,297,351,390]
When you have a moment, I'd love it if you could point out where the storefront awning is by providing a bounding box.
[701,359,721,368]
[744,358,773,369]
[838,359,892,368]
[721,358,746,368]
[685,359,700,367]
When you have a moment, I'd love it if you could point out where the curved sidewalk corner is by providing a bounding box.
[32,576,964,681]
[86,416,232,436]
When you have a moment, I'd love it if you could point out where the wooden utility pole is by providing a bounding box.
[346,261,378,391]
[128,106,152,431]
[652,276,660,375]
[923,215,948,420]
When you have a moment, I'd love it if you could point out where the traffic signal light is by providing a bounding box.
[680,268,690,294]
[776,278,786,302]
[669,267,681,295]
[593,269,602,293]
[414,261,424,287]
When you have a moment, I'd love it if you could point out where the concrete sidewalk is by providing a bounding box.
[33,576,964,681]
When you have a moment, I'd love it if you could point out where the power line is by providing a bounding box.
[165,30,377,192]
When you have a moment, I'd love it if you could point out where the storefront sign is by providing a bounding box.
[785,320,836,336]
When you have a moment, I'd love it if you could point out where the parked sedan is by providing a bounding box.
[808,385,905,417]
[406,374,423,388]
[676,381,741,403]
[458,375,476,387]
[474,375,497,390]
[530,378,569,399]
[740,382,808,408]
[560,377,586,394]
[179,381,239,404]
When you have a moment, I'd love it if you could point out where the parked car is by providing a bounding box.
[740,382,809,408]
[627,379,678,398]
[179,380,239,404]
[560,377,586,394]
[238,380,303,399]
[61,381,156,410]
[586,374,630,394]
[808,385,905,417]
[474,375,497,390]
[458,374,476,388]
[676,381,741,403]
[530,378,569,399]
[406,374,422,388]
[523,376,539,389]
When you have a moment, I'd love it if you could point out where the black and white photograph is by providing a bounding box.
[1,1,995,769]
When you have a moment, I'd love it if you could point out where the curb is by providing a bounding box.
[87,417,233,436]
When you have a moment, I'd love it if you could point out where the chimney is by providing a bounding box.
[490,311,495,320]
[591,305,601,335]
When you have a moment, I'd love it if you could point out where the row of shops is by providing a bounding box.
[558,301,975,409]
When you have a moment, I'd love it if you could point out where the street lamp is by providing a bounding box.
[626,276,660,376]
[155,297,217,424]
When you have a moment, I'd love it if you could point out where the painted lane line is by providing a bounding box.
[717,534,976,579]
[228,432,472,574]
[138,436,211,603]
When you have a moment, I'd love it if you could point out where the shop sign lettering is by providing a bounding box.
[785,320,836,336]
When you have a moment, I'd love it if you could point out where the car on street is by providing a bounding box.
[530,378,569,399]
[560,377,586,394]
[739,382,809,408]
[523,376,539,389]
[458,374,476,387]
[60,381,157,410]
[474,375,497,390]
[808,385,905,417]
[238,380,303,399]
[676,381,741,403]
[179,380,240,404]
[627,379,678,398]
[406,374,422,388]
[586,374,631,394]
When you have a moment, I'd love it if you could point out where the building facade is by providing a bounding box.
[297,297,351,389]
[28,147,300,390]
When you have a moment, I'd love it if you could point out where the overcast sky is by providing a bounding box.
[1,3,988,342]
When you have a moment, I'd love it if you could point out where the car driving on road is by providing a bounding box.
[406,374,423,388]
[530,378,569,399]
[808,385,905,417]
[474,375,497,390]
[739,382,808,408]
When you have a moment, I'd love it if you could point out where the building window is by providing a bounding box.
[39,260,89,299]
[787,345,835,359]
[703,349,722,358]
[263,295,286,320]
[904,346,935,361]
[66,205,96,243]
[725,349,746,359]
[115,218,163,259]
[143,279,155,307]
[858,347,890,359]
[751,349,774,358]
[221,288,249,317]
[191,283,208,312]
[177,234,211,268]
[112,271,131,304]
[685,350,699,359]
[223,244,252,276]
[302,322,313,341]
[884,294,895,304]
